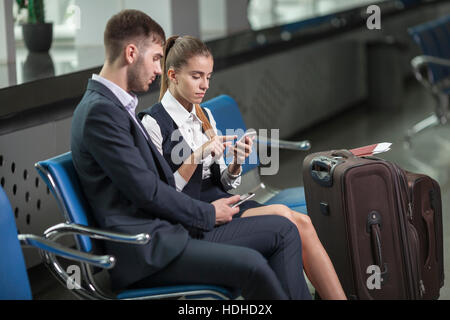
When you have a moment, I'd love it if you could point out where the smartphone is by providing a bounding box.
[231,193,255,208]
[227,130,257,158]
[237,130,257,144]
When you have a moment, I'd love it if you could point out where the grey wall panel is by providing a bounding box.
[55,117,72,154]
[0,120,72,267]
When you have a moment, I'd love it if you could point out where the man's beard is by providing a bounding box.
[127,59,148,94]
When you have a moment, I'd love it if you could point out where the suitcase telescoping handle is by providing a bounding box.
[310,150,351,187]
[367,211,389,283]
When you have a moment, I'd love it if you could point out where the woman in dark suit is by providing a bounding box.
[140,36,346,300]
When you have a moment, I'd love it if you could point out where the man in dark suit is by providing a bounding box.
[71,9,311,300]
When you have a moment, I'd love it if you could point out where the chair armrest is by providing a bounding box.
[18,234,115,269]
[412,55,450,69]
[39,223,150,299]
[257,137,311,151]
[44,223,151,245]
[411,55,450,88]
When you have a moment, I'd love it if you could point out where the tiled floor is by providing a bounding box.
[30,79,449,300]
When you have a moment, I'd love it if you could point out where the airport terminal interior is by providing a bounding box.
[1,0,450,300]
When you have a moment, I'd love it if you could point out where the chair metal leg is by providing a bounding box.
[436,93,449,125]
[407,113,440,137]
[405,93,449,146]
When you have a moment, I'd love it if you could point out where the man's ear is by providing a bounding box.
[124,44,139,65]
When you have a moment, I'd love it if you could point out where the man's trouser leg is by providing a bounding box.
[134,215,311,300]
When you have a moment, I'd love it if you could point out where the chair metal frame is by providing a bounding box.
[19,233,115,270]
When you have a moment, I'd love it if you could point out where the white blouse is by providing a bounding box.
[141,90,241,192]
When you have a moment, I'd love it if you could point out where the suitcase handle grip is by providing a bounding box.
[368,211,389,282]
[331,150,354,158]
[310,157,341,187]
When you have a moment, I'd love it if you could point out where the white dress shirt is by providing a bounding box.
[141,90,241,192]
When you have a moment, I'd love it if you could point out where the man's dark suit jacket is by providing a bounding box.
[71,80,216,290]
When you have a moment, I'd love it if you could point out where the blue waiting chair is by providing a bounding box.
[35,153,236,300]
[407,15,450,139]
[201,95,311,214]
[0,185,115,300]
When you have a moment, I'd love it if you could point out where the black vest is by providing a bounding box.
[138,103,230,203]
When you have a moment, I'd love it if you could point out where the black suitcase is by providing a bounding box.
[303,150,444,299]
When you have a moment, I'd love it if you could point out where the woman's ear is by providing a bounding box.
[168,68,178,85]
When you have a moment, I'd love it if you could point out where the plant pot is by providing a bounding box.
[22,52,55,82]
[22,22,53,53]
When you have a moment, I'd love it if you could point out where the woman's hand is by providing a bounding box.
[231,136,255,165]
[193,135,237,163]
[226,136,255,176]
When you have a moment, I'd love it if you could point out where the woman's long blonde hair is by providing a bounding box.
[159,36,215,138]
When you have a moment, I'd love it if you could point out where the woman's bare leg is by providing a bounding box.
[241,204,347,300]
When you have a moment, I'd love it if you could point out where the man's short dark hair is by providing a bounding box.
[104,10,166,63]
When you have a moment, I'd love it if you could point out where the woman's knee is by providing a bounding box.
[291,212,319,244]
[270,204,296,222]
[293,212,312,228]
[270,205,313,230]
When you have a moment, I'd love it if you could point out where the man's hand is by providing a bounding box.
[212,195,241,225]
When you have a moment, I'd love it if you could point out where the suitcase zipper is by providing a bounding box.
[393,164,422,299]
[408,202,413,220]
[405,175,427,298]
[408,220,425,298]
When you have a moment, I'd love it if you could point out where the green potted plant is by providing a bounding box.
[16,0,53,52]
